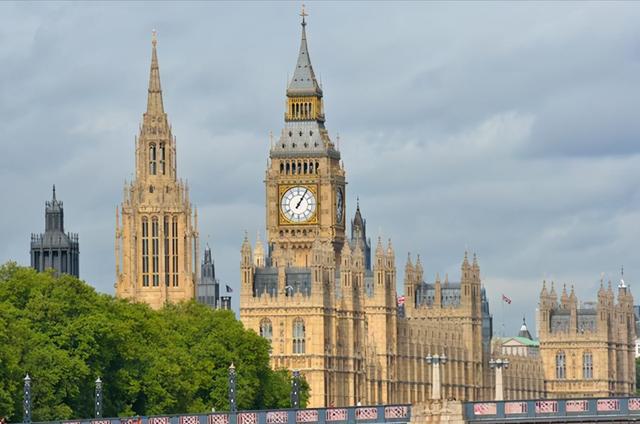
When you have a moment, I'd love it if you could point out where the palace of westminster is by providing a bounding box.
[26,11,636,408]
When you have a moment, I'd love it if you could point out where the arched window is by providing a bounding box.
[260,318,273,342]
[583,352,593,379]
[152,217,159,286]
[149,144,157,175]
[141,217,149,287]
[164,216,170,286]
[293,318,305,354]
[555,351,566,379]
[172,216,179,286]
[159,143,166,175]
[291,103,295,118]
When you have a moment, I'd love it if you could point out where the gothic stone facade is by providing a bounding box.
[538,281,636,397]
[115,34,199,309]
[240,15,498,407]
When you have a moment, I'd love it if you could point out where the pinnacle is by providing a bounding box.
[146,30,164,116]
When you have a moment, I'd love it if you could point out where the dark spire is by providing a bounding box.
[518,316,533,340]
[45,185,64,232]
[353,198,364,230]
[286,5,322,97]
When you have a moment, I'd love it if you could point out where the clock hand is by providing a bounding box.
[295,189,309,209]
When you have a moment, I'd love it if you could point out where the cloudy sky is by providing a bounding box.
[1,2,639,336]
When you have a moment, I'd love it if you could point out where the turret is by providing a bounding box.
[434,273,442,308]
[538,281,551,335]
[340,241,353,301]
[549,281,558,306]
[385,239,396,306]
[472,252,480,282]
[560,284,569,309]
[569,285,577,331]
[404,252,415,307]
[415,254,424,283]
[461,251,473,309]
[254,231,265,267]
[240,233,254,298]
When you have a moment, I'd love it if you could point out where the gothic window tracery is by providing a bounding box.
[583,352,593,379]
[142,217,149,287]
[555,351,566,379]
[149,144,157,175]
[260,318,273,342]
[152,217,159,286]
[160,143,166,175]
[172,216,179,286]
[293,318,306,354]
[164,216,170,287]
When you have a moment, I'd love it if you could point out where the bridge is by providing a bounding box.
[27,405,412,424]
[464,397,640,423]
[23,398,640,424]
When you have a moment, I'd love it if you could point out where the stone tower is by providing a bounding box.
[115,33,199,309]
[265,9,346,264]
[30,185,80,277]
[240,10,361,408]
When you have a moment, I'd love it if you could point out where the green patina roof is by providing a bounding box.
[498,336,539,347]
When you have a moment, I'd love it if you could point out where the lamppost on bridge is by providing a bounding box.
[228,363,237,412]
[425,354,447,400]
[23,374,31,424]
[489,358,509,401]
[291,370,300,409]
[95,377,103,418]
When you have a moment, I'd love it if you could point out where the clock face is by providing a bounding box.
[336,187,344,224]
[281,186,317,223]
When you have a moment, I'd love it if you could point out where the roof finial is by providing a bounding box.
[152,29,157,47]
[52,184,56,201]
[300,4,308,26]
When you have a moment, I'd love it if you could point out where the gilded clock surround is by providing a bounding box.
[278,184,319,225]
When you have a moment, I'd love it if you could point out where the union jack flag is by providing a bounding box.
[397,295,405,306]
[502,294,512,304]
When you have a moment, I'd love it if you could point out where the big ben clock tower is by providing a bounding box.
[265,7,346,266]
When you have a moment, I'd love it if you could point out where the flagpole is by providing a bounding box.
[501,296,505,337]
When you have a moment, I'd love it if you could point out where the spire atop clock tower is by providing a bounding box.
[287,5,322,99]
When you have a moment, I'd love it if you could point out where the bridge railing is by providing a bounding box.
[28,404,411,424]
[464,397,640,422]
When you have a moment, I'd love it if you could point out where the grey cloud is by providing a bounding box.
[1,2,639,333]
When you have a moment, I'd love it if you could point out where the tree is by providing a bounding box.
[0,263,307,421]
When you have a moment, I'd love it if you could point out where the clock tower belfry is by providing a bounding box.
[266,9,346,266]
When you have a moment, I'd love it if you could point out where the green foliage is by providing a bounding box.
[0,263,308,421]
